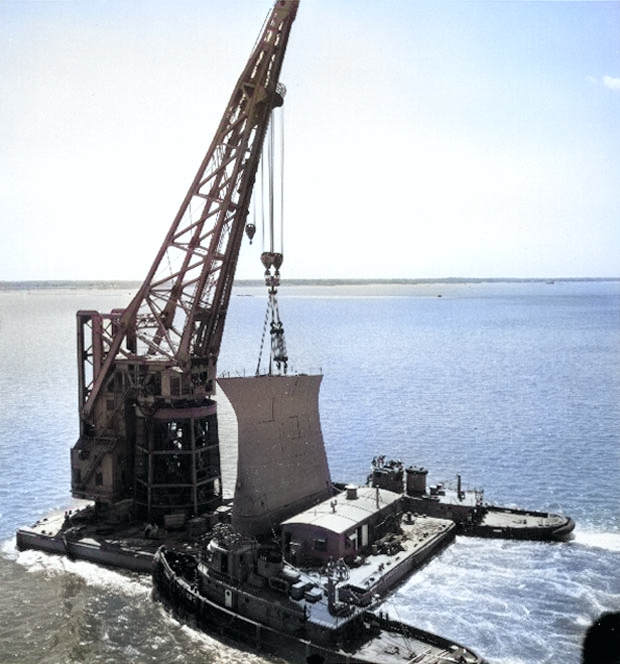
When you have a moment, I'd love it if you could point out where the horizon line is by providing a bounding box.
[1,276,619,291]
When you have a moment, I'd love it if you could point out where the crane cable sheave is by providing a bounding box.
[81,0,299,418]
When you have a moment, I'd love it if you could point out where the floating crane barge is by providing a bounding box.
[16,1,573,662]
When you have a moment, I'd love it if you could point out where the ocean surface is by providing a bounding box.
[1,280,619,664]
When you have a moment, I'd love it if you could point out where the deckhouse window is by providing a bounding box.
[313,538,327,552]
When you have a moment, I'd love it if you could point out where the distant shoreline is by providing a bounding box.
[0,277,618,291]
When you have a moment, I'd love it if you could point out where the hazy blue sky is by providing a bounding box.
[1,0,619,281]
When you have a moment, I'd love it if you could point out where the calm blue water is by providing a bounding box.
[1,280,619,664]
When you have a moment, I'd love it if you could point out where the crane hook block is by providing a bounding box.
[261,251,281,270]
[245,223,256,243]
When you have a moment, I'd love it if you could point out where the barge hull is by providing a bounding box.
[461,508,575,540]
[16,527,154,572]
[15,507,155,572]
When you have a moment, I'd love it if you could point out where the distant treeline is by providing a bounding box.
[1,277,618,291]
[237,277,619,287]
[0,280,142,291]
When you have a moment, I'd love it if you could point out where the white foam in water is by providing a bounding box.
[389,534,606,664]
[1,536,18,560]
[14,546,151,598]
[573,529,620,553]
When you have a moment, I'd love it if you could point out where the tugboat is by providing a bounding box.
[369,458,575,541]
[153,521,488,664]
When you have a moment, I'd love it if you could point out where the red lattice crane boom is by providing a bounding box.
[71,0,300,522]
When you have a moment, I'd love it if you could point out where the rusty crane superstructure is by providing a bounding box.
[71,0,300,523]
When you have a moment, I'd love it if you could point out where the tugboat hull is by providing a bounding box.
[153,547,488,664]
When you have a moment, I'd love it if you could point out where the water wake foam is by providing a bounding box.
[0,536,18,560]
[14,546,151,598]
[573,529,620,553]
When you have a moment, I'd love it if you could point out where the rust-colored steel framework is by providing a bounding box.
[71,0,300,522]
